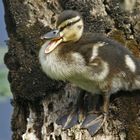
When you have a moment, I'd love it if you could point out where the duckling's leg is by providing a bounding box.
[56,91,86,129]
[81,94,110,136]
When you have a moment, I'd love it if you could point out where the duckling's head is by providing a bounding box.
[41,10,83,54]
[56,10,84,42]
[42,10,84,42]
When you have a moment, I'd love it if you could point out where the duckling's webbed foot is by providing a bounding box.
[81,94,110,136]
[56,91,86,129]
[81,112,107,136]
[56,109,80,129]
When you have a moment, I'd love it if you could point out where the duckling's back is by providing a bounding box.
[59,33,140,93]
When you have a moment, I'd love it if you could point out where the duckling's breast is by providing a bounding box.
[39,41,87,80]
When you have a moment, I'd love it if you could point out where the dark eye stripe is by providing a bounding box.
[59,18,81,32]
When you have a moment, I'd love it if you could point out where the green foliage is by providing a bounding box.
[0,45,11,97]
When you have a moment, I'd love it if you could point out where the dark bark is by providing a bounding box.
[3,0,140,139]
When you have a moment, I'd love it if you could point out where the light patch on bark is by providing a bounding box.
[22,108,39,140]
[23,0,61,27]
[89,0,107,17]
[120,0,136,11]
[41,84,81,139]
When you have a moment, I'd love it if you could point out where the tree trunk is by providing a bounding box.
[3,0,140,140]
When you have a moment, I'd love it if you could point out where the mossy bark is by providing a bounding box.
[3,0,140,140]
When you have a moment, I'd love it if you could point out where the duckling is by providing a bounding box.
[39,10,140,136]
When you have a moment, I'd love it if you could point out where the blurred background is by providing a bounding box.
[0,1,12,140]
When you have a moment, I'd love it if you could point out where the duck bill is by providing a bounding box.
[41,29,60,40]
[41,30,63,54]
